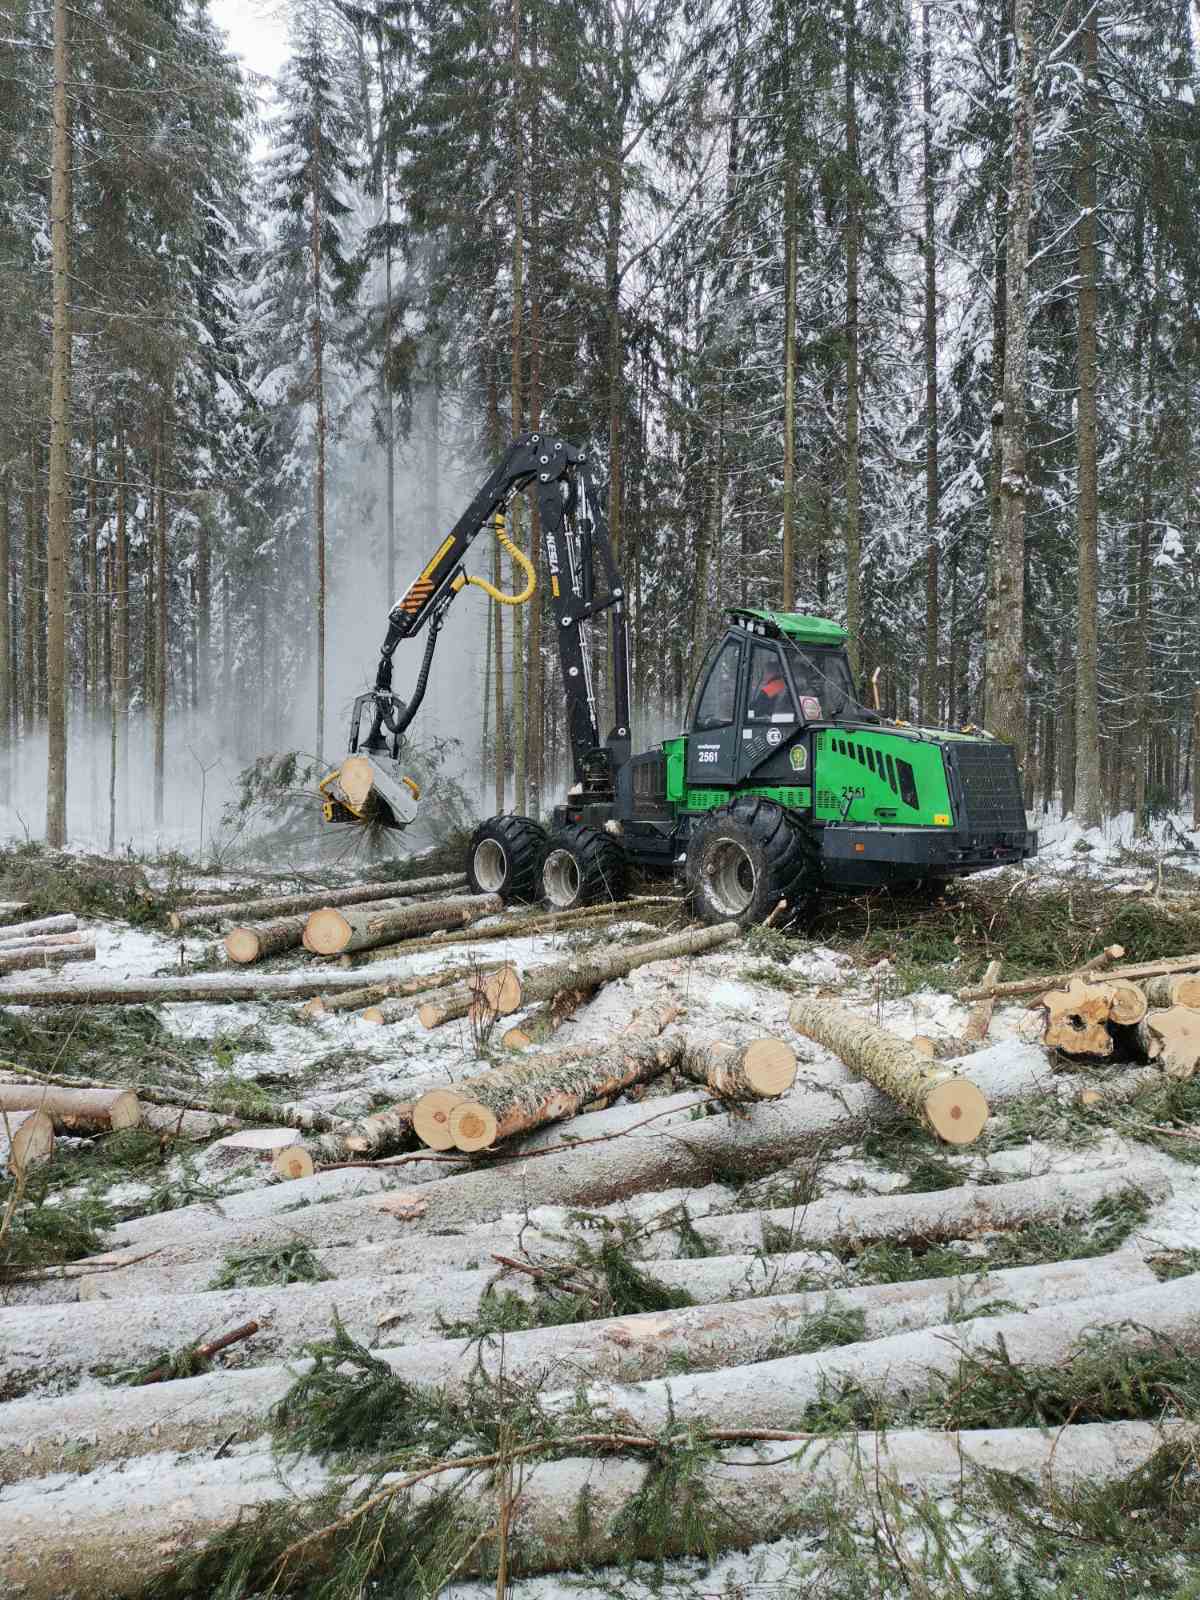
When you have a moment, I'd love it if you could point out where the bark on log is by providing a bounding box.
[65,1045,1113,1273]
[962,959,1002,1043]
[957,947,1200,1003]
[419,924,739,1031]
[0,1083,139,1135]
[274,1081,465,1170]
[0,899,30,921]
[0,967,473,1007]
[672,1038,796,1099]
[0,940,95,973]
[0,1420,1177,1599]
[345,898,681,966]
[224,914,309,965]
[502,986,597,1049]
[556,1277,1200,1436]
[0,1244,1156,1411]
[168,872,467,930]
[788,997,988,1143]
[304,963,492,1017]
[136,1319,259,1385]
[0,930,83,950]
[1132,1005,1200,1079]
[0,1107,53,1173]
[1032,977,1116,1056]
[0,912,76,940]
[1142,972,1200,1008]
[305,892,500,955]
[0,1067,346,1134]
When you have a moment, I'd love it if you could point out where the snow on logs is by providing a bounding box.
[787,997,989,1144]
[0,912,77,941]
[168,871,467,930]
[0,939,95,973]
[0,1083,139,1135]
[416,923,740,1030]
[304,892,502,957]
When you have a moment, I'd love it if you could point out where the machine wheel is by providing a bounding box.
[686,796,819,928]
[539,824,627,910]
[466,814,547,904]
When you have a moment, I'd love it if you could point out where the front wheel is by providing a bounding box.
[686,797,818,927]
[540,823,626,910]
[465,814,546,903]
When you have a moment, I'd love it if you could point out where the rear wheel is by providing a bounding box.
[540,823,627,910]
[466,814,546,904]
[686,796,818,927]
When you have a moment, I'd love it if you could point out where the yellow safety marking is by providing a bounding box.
[933,813,951,826]
[420,536,456,581]
[551,575,560,597]
[451,572,467,591]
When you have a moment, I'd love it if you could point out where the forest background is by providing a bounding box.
[1,0,1198,855]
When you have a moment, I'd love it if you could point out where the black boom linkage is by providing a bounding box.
[355,433,632,795]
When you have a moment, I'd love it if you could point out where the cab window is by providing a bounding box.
[747,644,796,721]
[693,640,741,730]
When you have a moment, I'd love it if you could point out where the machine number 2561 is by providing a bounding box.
[697,747,719,764]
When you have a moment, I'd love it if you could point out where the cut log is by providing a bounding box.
[411,1087,470,1151]
[0,1084,139,1135]
[0,967,492,1007]
[957,946,1200,1005]
[0,1421,1177,1598]
[206,1128,315,1172]
[0,940,95,973]
[444,1028,774,1153]
[305,963,493,1018]
[168,871,467,930]
[1106,979,1148,1026]
[419,924,739,1031]
[0,912,77,940]
[0,1068,344,1133]
[305,892,501,956]
[502,986,597,1049]
[0,930,83,950]
[224,914,309,965]
[673,1038,797,1099]
[0,899,30,921]
[1142,972,1200,1008]
[962,958,1002,1043]
[1132,1005,1200,1079]
[344,897,680,966]
[787,998,989,1144]
[0,1107,54,1174]
[1031,977,1115,1057]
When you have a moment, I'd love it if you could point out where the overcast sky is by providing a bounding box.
[210,0,290,82]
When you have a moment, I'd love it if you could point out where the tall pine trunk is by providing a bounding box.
[154,416,167,826]
[0,469,9,798]
[311,111,327,760]
[115,424,128,831]
[920,2,939,726]
[843,0,862,677]
[509,0,526,815]
[1073,0,1101,824]
[45,0,71,847]
[988,0,1033,765]
[782,161,798,610]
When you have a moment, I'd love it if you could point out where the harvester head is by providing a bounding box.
[318,689,421,832]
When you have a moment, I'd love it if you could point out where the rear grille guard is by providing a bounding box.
[947,742,1027,835]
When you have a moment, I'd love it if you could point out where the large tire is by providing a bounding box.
[686,797,819,928]
[539,824,627,910]
[465,815,547,904]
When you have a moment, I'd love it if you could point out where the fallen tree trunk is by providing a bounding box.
[419,923,739,1030]
[0,1245,1155,1413]
[673,1038,797,1099]
[224,914,310,965]
[0,899,29,921]
[0,1106,53,1174]
[345,897,681,966]
[0,1065,345,1133]
[0,912,77,941]
[958,947,1200,1002]
[0,1083,139,1135]
[556,1275,1200,1435]
[0,967,470,1007]
[168,872,467,931]
[962,958,1002,1043]
[788,997,988,1144]
[0,940,95,973]
[303,963,491,1017]
[0,930,83,950]
[502,986,597,1049]
[306,892,501,956]
[0,1420,1178,1599]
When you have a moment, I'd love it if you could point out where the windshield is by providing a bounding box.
[783,643,871,721]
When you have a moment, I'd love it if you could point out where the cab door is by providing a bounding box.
[685,635,742,787]
[737,640,800,781]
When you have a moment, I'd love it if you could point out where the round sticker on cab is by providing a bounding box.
[766,728,782,746]
[789,745,808,773]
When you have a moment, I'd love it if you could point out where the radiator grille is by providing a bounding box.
[951,742,1026,832]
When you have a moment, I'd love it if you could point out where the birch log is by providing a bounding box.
[305,893,501,956]
[168,872,466,930]
[0,940,95,973]
[0,1084,139,1134]
[787,998,988,1143]
[224,914,309,965]
[0,1421,1178,1599]
[0,1246,1157,1409]
[419,923,739,1030]
[0,912,76,940]
[1142,972,1200,1007]
[0,1107,53,1173]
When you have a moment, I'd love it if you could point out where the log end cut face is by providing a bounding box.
[413,1088,469,1150]
[923,1077,989,1145]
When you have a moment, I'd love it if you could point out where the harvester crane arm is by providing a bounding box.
[334,433,631,828]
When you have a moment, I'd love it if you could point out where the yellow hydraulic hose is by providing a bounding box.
[453,512,536,606]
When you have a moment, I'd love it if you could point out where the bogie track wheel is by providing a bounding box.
[466,814,547,904]
[686,797,818,928]
[539,823,627,910]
